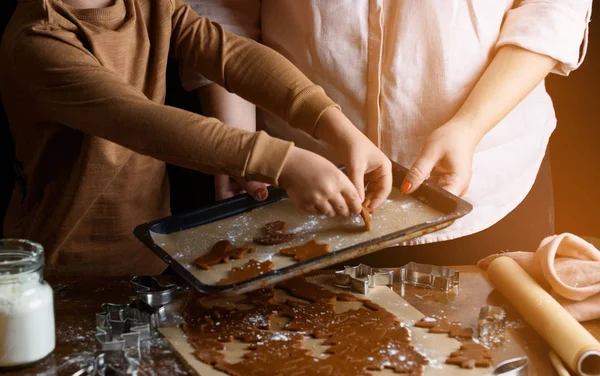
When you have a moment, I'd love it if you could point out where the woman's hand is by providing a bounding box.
[399,45,558,197]
[314,108,393,210]
[279,147,363,217]
[401,120,480,197]
[214,174,269,201]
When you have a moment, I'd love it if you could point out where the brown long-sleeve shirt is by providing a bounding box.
[0,0,337,276]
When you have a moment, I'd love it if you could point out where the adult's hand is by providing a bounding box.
[402,45,559,197]
[401,121,479,197]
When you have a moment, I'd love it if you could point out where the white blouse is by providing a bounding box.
[183,0,592,244]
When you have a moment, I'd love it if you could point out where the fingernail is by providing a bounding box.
[400,180,412,194]
[253,188,268,201]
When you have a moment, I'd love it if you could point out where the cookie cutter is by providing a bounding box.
[96,301,151,351]
[131,275,176,307]
[488,356,528,376]
[96,276,178,351]
[71,350,140,376]
[334,264,394,294]
[478,305,506,348]
[398,262,459,291]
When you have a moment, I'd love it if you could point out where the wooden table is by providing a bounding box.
[4,266,599,375]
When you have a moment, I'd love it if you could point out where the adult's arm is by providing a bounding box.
[402,0,592,195]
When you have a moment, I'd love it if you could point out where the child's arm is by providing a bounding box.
[13,30,285,185]
[169,1,334,142]
[169,0,391,208]
[12,29,377,215]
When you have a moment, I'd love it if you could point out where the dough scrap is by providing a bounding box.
[183,277,429,376]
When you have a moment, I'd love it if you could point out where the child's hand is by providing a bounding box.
[341,138,392,210]
[401,120,479,197]
[279,147,362,217]
[314,108,393,210]
[214,174,269,202]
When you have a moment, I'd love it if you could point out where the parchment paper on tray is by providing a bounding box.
[134,163,472,295]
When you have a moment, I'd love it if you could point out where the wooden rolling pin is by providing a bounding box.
[487,257,600,376]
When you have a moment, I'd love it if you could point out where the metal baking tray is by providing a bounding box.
[134,163,472,296]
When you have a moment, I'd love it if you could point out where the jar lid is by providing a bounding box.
[0,239,45,275]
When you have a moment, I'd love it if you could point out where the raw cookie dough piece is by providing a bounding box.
[415,316,474,339]
[414,316,438,328]
[253,221,297,245]
[264,220,287,234]
[428,318,462,334]
[218,259,274,285]
[449,327,474,340]
[415,316,461,333]
[279,240,330,262]
[360,199,373,231]
[254,233,295,245]
[193,240,254,270]
[446,341,493,369]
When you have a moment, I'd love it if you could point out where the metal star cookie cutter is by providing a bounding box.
[96,301,151,351]
[398,262,460,291]
[478,305,507,348]
[334,264,394,294]
[96,276,177,351]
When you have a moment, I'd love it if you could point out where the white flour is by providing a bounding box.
[0,278,55,367]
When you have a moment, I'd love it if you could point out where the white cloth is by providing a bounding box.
[183,0,592,244]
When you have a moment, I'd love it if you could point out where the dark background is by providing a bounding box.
[547,11,600,238]
[0,0,16,239]
[1,2,599,239]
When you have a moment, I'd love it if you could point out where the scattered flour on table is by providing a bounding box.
[505,319,526,330]
[47,327,189,376]
[56,324,93,344]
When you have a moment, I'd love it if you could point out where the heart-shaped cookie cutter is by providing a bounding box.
[334,264,394,294]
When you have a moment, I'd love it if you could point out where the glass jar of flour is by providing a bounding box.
[0,239,55,368]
